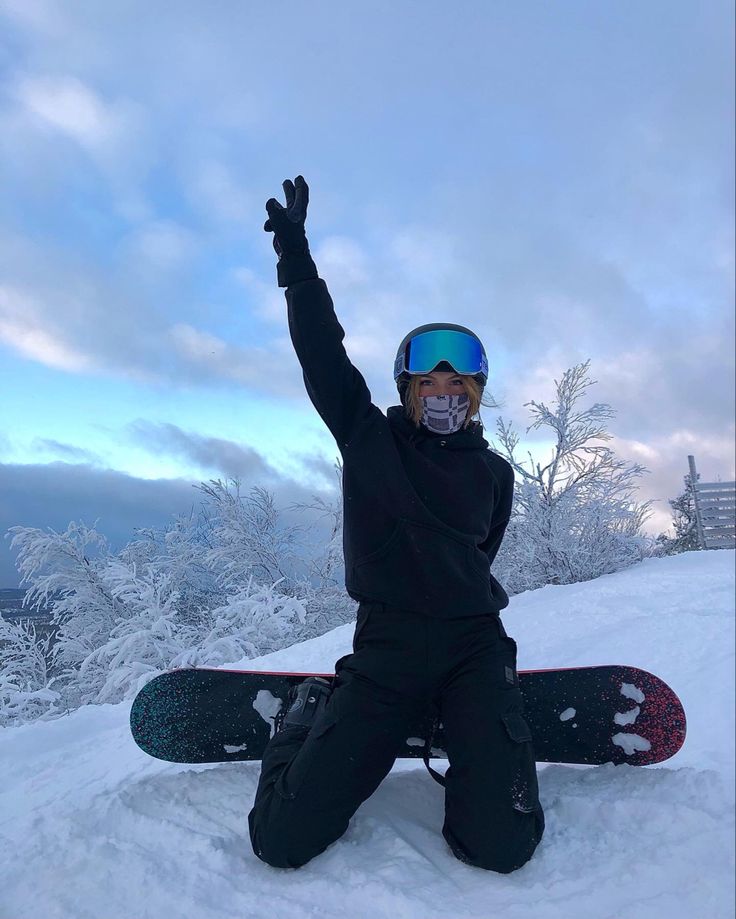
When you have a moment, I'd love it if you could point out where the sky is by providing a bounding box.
[1,0,734,587]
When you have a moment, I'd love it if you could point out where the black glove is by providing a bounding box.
[264,175,319,288]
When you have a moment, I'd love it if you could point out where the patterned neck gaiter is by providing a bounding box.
[420,393,470,434]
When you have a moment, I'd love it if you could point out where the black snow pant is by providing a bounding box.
[248,601,545,872]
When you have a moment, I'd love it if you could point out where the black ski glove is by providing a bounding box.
[264,175,319,288]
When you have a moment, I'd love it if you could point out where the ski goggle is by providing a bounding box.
[393,329,488,380]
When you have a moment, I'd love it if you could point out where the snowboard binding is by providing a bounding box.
[275,676,333,733]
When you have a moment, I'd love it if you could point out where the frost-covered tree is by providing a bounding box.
[490,360,654,593]
[196,479,309,590]
[288,459,345,589]
[283,457,357,637]
[119,504,222,625]
[7,521,120,680]
[1,476,357,724]
[5,521,138,712]
[68,558,184,705]
[75,561,311,705]
[1,522,317,717]
[0,617,60,726]
[653,472,701,555]
[186,473,356,640]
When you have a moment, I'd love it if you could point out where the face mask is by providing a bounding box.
[420,393,470,434]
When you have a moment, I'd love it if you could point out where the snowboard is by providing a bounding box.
[130,665,686,767]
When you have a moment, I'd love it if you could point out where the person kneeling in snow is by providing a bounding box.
[248,176,545,872]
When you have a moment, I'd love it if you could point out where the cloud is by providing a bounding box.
[9,71,151,196]
[0,0,65,36]
[314,237,371,289]
[30,439,102,464]
[609,426,736,536]
[125,419,339,487]
[16,74,122,149]
[0,0,731,556]
[233,268,284,324]
[184,160,259,225]
[165,323,301,394]
[0,242,165,385]
[120,220,199,270]
[126,420,277,480]
[0,459,339,588]
[0,233,286,391]
[0,284,97,372]
[0,462,200,587]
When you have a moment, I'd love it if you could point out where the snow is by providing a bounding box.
[611,731,651,755]
[1,550,734,919]
[613,704,641,726]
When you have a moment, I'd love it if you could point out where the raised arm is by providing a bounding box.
[264,176,380,451]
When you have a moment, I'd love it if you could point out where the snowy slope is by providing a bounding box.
[1,550,734,919]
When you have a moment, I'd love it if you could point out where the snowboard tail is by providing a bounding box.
[130,665,686,767]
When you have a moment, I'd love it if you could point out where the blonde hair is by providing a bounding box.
[404,375,498,429]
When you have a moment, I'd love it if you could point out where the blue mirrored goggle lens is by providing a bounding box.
[405,330,484,375]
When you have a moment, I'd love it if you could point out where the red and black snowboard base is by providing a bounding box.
[130,665,686,767]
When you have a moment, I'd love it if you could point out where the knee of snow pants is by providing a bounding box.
[443,801,545,873]
[248,659,421,870]
[438,628,546,873]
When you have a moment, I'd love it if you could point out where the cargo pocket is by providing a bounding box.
[501,711,540,814]
[274,710,339,801]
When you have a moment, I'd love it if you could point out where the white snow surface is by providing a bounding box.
[1,550,734,919]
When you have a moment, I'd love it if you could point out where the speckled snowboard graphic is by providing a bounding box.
[130,665,686,767]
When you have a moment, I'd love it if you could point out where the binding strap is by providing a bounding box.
[422,713,448,787]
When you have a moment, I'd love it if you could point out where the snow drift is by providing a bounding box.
[1,550,734,919]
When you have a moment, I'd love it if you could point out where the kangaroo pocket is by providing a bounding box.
[351,517,492,615]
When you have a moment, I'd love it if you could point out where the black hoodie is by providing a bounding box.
[286,276,514,619]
